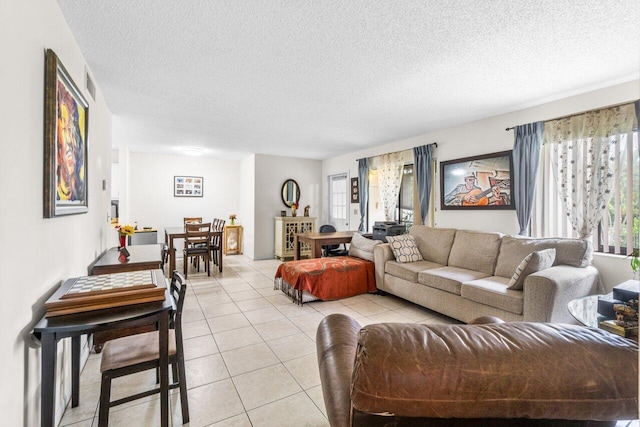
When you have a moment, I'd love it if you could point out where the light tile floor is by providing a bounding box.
[58,256,638,427]
[59,255,456,426]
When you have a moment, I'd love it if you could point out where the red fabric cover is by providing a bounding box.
[275,256,376,301]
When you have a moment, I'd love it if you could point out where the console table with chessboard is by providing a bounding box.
[33,268,172,427]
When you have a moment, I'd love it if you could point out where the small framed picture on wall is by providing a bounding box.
[174,176,203,197]
[351,177,359,203]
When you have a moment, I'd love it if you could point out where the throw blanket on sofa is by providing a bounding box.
[274,256,376,305]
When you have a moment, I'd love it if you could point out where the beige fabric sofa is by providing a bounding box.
[373,226,599,323]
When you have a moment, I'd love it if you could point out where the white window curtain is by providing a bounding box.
[542,103,637,239]
[378,151,405,221]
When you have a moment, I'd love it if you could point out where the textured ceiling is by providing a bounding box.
[56,0,640,160]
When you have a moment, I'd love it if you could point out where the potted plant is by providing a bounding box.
[630,248,639,281]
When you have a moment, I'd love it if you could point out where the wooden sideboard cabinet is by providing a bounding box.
[275,216,316,260]
[224,225,243,255]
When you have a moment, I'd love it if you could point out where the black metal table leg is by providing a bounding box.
[41,332,56,427]
[71,335,81,407]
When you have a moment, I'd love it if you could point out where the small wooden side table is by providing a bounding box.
[224,225,243,255]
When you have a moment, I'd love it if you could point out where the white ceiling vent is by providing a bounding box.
[85,68,95,101]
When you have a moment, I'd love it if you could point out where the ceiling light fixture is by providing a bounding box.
[182,147,205,156]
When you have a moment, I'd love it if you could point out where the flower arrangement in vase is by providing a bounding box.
[291,202,299,217]
[229,214,237,225]
[115,224,135,248]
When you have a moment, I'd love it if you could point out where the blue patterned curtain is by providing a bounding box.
[358,158,369,232]
[513,122,543,235]
[413,144,433,225]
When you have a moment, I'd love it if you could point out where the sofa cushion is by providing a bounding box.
[349,247,374,262]
[385,260,444,283]
[387,234,423,263]
[409,226,457,265]
[351,233,381,253]
[418,266,489,295]
[461,277,524,315]
[495,236,592,278]
[349,234,381,261]
[506,248,556,290]
[447,230,503,275]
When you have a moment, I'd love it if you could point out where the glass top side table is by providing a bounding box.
[567,294,607,328]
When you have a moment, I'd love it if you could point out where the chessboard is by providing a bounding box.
[61,270,156,299]
[44,269,166,317]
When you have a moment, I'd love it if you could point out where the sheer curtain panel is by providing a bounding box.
[378,152,404,221]
[543,103,637,239]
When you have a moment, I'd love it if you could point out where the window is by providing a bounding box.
[532,111,638,256]
[599,131,639,255]
[395,164,414,227]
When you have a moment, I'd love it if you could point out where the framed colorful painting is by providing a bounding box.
[440,150,514,210]
[174,176,203,197]
[43,49,89,217]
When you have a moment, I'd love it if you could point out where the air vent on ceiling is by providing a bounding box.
[85,68,96,101]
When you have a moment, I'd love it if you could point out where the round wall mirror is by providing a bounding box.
[281,179,300,207]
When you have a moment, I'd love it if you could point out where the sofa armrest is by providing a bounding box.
[316,314,361,427]
[523,265,599,323]
[351,321,638,421]
[373,243,393,291]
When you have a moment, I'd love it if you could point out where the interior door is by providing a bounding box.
[328,173,349,230]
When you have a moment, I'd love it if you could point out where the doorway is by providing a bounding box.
[328,173,348,230]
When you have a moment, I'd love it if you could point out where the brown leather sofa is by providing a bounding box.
[316,314,638,427]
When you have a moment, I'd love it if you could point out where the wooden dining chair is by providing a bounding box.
[183,217,204,268]
[210,219,225,267]
[183,222,211,278]
[183,217,202,225]
[98,271,189,427]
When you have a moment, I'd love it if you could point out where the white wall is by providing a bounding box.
[239,155,256,257]
[322,80,640,291]
[125,151,241,253]
[121,152,323,262]
[120,152,322,261]
[253,154,322,259]
[0,0,113,425]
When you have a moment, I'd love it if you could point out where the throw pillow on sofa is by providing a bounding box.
[387,234,423,263]
[507,248,556,290]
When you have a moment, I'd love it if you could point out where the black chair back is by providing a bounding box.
[319,224,348,256]
[319,224,339,250]
[169,271,187,335]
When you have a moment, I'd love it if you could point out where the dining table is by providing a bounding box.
[33,269,173,427]
[164,226,223,275]
[293,230,355,260]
